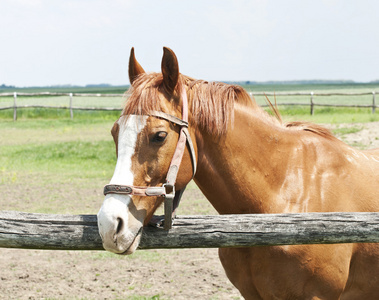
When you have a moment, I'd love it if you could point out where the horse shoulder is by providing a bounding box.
[220,244,354,299]
[275,133,359,212]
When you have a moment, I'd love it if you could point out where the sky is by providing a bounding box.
[1,0,379,87]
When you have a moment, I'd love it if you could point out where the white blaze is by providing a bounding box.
[97,115,147,253]
[110,115,147,185]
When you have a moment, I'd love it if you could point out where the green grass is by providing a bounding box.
[0,105,122,120]
[0,116,118,214]
[332,126,363,136]
[1,140,115,175]
[277,106,379,124]
[0,116,117,178]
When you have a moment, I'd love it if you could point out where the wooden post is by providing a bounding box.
[373,91,376,114]
[13,92,17,121]
[69,93,73,119]
[310,92,314,115]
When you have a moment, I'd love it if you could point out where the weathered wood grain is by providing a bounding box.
[0,211,378,251]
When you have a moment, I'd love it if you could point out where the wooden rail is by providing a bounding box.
[0,211,378,251]
[250,91,378,115]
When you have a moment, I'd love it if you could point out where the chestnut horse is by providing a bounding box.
[97,47,379,299]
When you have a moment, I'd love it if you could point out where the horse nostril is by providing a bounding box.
[116,217,124,235]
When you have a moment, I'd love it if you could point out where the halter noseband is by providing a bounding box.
[103,87,197,230]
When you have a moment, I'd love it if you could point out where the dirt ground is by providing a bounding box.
[0,122,378,300]
[0,248,238,300]
[326,121,379,149]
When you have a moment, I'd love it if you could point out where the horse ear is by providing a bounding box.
[128,47,145,85]
[161,47,179,94]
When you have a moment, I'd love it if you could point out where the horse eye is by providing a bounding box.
[151,131,168,143]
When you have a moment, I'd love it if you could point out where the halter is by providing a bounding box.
[103,87,197,230]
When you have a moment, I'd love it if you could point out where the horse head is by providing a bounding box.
[97,47,197,254]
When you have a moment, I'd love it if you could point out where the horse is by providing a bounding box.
[97,47,379,299]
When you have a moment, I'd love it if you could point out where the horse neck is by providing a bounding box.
[193,103,291,214]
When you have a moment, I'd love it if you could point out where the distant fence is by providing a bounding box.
[0,92,122,121]
[0,91,377,121]
[251,91,377,115]
[1,211,379,250]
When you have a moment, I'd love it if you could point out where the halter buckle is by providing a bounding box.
[163,183,175,230]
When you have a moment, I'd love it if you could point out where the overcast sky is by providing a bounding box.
[1,0,379,87]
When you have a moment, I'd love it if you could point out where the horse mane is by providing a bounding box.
[185,77,259,136]
[285,121,336,140]
[123,72,337,140]
[262,95,337,140]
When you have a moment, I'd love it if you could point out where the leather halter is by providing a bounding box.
[103,87,197,230]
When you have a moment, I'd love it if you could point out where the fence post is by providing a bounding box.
[69,93,73,119]
[13,92,17,121]
[373,91,376,114]
[310,92,314,115]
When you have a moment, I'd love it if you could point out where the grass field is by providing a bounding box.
[0,115,216,216]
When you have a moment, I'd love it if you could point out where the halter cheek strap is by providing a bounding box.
[103,87,197,230]
[163,88,196,185]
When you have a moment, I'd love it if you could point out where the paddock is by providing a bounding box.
[1,110,378,299]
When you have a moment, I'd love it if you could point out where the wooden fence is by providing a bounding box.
[0,91,377,120]
[251,91,377,115]
[0,92,122,121]
[1,211,379,251]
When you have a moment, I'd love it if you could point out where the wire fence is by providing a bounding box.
[0,91,377,120]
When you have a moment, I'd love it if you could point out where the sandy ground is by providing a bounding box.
[0,122,378,300]
[0,248,238,300]
[326,121,379,149]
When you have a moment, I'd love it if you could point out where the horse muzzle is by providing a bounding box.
[97,194,143,255]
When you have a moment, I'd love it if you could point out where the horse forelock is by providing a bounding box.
[123,73,166,116]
